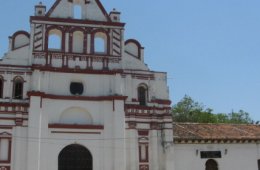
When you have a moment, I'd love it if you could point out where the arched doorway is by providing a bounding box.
[58,144,92,170]
[206,159,218,170]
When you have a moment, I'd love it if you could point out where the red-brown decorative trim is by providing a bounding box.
[125,104,171,111]
[12,76,25,99]
[0,166,10,170]
[12,44,30,51]
[46,0,112,22]
[51,131,101,134]
[121,72,155,81]
[0,126,13,129]
[139,144,149,163]
[126,120,172,124]
[45,0,62,17]
[11,31,30,50]
[138,130,149,136]
[91,28,110,55]
[0,132,12,137]
[0,64,31,69]
[31,16,125,27]
[69,27,87,54]
[0,133,12,164]
[28,91,128,101]
[48,124,104,130]
[11,31,30,39]
[139,165,149,170]
[0,111,28,116]
[138,130,149,169]
[131,99,171,105]
[0,102,29,107]
[95,0,112,22]
[126,115,173,120]
[151,99,171,105]
[31,64,122,74]
[125,39,143,59]
[27,91,45,97]
[45,25,65,52]
[0,76,3,99]
[0,117,28,121]
[124,69,166,73]
[15,118,23,126]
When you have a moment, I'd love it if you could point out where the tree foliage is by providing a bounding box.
[172,95,253,124]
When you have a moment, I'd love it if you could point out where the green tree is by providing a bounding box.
[215,113,229,123]
[228,110,252,124]
[172,95,253,124]
[172,95,216,123]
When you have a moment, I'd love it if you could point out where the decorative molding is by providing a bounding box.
[28,91,128,101]
[51,131,101,134]
[48,124,104,130]
[31,16,125,27]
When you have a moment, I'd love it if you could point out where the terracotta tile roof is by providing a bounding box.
[173,123,260,141]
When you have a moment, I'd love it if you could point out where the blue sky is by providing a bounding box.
[1,0,260,121]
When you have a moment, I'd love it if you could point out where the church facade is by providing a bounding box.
[0,1,173,170]
[0,0,259,170]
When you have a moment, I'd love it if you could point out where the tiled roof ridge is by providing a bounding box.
[173,122,259,126]
[174,124,205,139]
[173,123,260,142]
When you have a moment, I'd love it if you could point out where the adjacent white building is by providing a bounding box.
[0,1,259,170]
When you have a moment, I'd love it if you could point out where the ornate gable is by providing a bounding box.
[46,0,111,22]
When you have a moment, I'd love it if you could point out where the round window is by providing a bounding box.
[70,82,84,95]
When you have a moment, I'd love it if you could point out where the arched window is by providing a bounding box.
[48,29,62,51]
[59,144,92,170]
[0,76,4,98]
[138,84,148,106]
[73,5,82,19]
[206,159,218,170]
[13,77,24,99]
[94,32,107,54]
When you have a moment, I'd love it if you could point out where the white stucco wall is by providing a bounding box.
[173,143,260,170]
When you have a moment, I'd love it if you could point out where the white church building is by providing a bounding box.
[0,0,260,170]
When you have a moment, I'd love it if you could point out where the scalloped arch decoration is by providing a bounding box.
[59,107,93,125]
[12,31,30,50]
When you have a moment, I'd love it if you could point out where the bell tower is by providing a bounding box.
[34,2,46,16]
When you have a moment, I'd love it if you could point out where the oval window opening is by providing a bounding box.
[70,82,84,95]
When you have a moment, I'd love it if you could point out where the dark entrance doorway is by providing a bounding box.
[206,159,218,170]
[58,144,92,170]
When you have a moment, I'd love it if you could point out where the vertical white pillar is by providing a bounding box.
[114,73,123,95]
[126,129,138,170]
[150,130,159,170]
[13,127,21,170]
[164,146,175,170]
[113,100,125,170]
[27,96,42,170]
